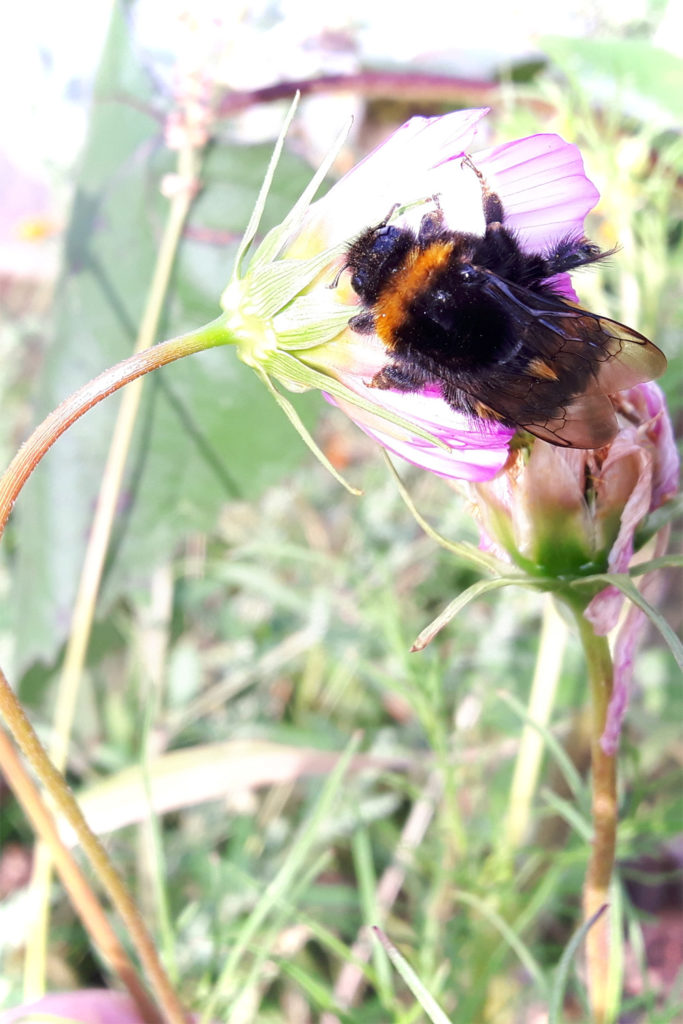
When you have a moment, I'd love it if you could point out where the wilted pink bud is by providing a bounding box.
[471,380,678,752]
[473,381,676,574]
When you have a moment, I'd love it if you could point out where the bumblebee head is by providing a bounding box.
[341,223,416,304]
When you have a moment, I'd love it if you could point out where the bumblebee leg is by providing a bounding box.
[370,363,431,392]
[348,311,376,334]
[541,237,610,275]
[417,203,446,246]
[461,154,504,226]
[376,202,401,229]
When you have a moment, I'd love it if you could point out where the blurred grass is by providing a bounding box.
[0,15,682,1024]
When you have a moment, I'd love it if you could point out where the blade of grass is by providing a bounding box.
[352,828,393,1006]
[453,889,548,998]
[200,732,362,1023]
[497,687,584,803]
[548,904,608,1024]
[372,927,453,1024]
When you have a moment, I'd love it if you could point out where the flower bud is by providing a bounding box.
[471,382,678,583]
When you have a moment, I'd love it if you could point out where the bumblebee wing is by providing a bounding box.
[516,393,620,448]
[467,277,666,448]
[574,306,667,393]
[465,371,621,448]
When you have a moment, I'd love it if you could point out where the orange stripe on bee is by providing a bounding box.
[373,241,455,349]
[528,358,560,381]
[473,401,502,422]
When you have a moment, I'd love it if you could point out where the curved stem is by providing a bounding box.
[0,316,229,539]
[573,608,619,1024]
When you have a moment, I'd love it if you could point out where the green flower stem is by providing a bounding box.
[0,316,230,539]
[572,606,618,1024]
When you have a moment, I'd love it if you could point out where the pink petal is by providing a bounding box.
[633,382,680,507]
[601,601,643,755]
[585,432,652,634]
[359,420,513,481]
[328,382,513,482]
[585,584,624,635]
[298,108,490,249]
[476,134,600,251]
[605,437,653,576]
[600,527,672,754]
[585,383,678,636]
[0,991,148,1024]
[476,133,601,303]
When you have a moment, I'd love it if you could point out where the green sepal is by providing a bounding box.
[254,367,362,496]
[231,93,301,281]
[273,293,357,349]
[264,350,452,452]
[248,118,353,270]
[246,242,347,319]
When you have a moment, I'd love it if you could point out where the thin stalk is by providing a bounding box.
[0,317,229,538]
[502,596,568,852]
[24,139,201,997]
[573,607,619,1024]
[0,668,188,1024]
[0,728,164,1024]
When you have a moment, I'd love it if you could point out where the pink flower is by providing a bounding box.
[224,108,611,483]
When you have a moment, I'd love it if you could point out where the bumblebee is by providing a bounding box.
[341,163,666,448]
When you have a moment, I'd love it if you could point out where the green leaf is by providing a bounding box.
[548,905,607,1024]
[634,494,683,549]
[11,5,319,673]
[572,573,683,670]
[629,554,683,576]
[372,927,453,1024]
[412,576,545,651]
